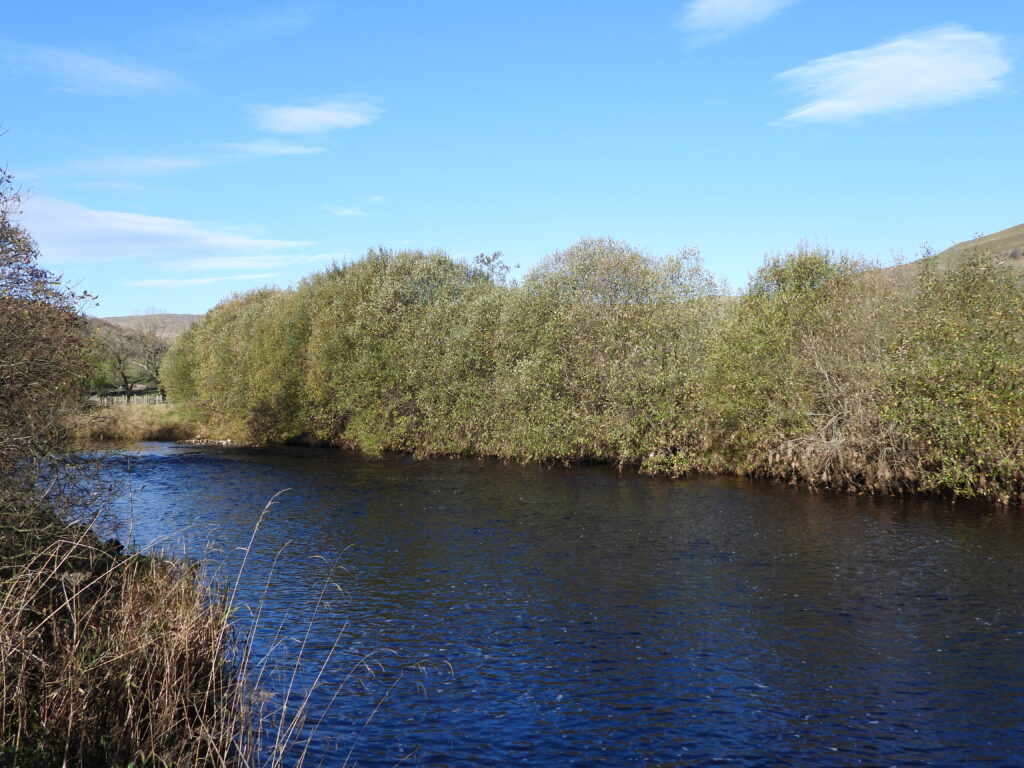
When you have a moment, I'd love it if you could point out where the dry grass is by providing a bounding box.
[0,521,247,767]
[0,494,350,767]
[72,402,202,444]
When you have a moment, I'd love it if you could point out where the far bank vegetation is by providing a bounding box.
[164,239,1024,505]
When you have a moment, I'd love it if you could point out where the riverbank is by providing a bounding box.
[2,389,255,762]
[71,401,205,444]
[161,242,1024,506]
[80,395,1019,512]
[1,179,259,765]
[0,496,249,766]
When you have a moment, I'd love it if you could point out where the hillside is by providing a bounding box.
[889,221,1024,278]
[95,313,201,340]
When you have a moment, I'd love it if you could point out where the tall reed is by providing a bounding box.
[1,491,354,767]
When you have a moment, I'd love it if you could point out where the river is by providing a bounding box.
[99,442,1024,767]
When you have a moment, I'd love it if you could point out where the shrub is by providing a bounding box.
[685,246,904,490]
[1,174,90,487]
[303,249,486,451]
[161,234,1024,505]
[488,238,717,462]
[884,252,1024,501]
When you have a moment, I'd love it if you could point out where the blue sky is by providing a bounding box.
[3,1,1021,316]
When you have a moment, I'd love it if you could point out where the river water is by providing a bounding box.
[100,443,1024,767]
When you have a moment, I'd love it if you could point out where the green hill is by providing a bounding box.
[889,221,1024,279]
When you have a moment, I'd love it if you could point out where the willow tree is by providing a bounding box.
[488,238,719,462]
[687,246,903,489]
[886,252,1024,501]
[303,248,488,452]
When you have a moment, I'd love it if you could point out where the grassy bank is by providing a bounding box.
[163,239,1024,505]
[0,499,250,767]
[72,402,204,444]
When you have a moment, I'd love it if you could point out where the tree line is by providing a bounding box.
[164,238,1024,504]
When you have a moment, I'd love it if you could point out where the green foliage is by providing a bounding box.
[162,325,199,402]
[488,239,717,462]
[165,237,1024,505]
[884,252,1024,501]
[170,289,297,441]
[694,249,860,463]
[302,248,486,451]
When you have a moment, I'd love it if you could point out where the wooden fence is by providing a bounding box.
[89,393,166,407]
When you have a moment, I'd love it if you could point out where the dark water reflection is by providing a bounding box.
[100,443,1024,766]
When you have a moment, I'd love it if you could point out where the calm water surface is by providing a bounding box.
[100,443,1024,767]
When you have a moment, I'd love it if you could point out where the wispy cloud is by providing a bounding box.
[219,139,325,156]
[679,0,796,40]
[776,26,1010,124]
[1,40,182,94]
[331,207,367,217]
[32,141,320,185]
[175,3,322,53]
[122,274,281,288]
[253,100,382,134]
[69,155,210,177]
[65,180,149,192]
[20,197,308,264]
[229,4,320,37]
[164,254,333,272]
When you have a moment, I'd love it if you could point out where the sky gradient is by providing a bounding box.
[3,1,1022,316]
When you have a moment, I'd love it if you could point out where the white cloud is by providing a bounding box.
[331,207,367,217]
[776,26,1010,124]
[253,100,381,134]
[220,139,325,156]
[122,274,281,288]
[230,5,320,37]
[680,0,796,39]
[65,180,148,192]
[1,40,182,94]
[19,197,308,264]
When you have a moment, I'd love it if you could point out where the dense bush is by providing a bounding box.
[0,172,90,494]
[683,248,901,487]
[885,253,1024,502]
[303,249,490,452]
[164,237,1024,504]
[486,239,718,461]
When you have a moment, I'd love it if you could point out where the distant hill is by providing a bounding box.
[93,313,201,341]
[888,222,1024,279]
